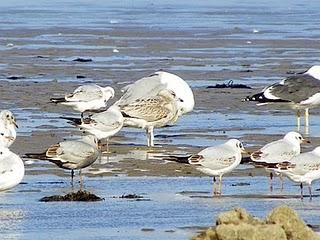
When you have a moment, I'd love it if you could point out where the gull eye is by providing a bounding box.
[0,152,2,154]
[298,136,302,140]
[239,143,243,148]
[6,114,9,118]
[0,133,3,136]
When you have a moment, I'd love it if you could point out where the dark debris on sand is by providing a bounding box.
[115,194,151,201]
[72,57,93,62]
[206,80,252,89]
[39,190,104,202]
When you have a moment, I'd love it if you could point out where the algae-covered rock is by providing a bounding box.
[266,205,320,240]
[216,208,262,225]
[216,223,286,240]
[192,228,218,240]
[193,205,320,240]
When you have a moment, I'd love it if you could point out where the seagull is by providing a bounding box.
[188,139,245,195]
[244,66,320,133]
[61,106,124,152]
[273,146,320,200]
[50,84,115,118]
[120,89,182,147]
[115,71,194,146]
[25,135,100,187]
[0,110,18,148]
[0,147,24,191]
[250,131,309,190]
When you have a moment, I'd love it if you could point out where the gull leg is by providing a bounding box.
[71,169,74,188]
[79,170,83,191]
[213,176,217,195]
[300,183,303,200]
[308,183,312,201]
[146,128,150,147]
[279,174,284,192]
[305,108,309,135]
[106,138,110,153]
[150,127,154,147]
[269,172,273,192]
[296,110,301,132]
[218,175,222,196]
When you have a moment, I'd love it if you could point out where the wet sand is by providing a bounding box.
[1,0,320,239]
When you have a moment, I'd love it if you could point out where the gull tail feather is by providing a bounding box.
[162,155,192,164]
[60,116,82,126]
[24,152,48,159]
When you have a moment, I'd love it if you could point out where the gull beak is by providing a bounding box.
[12,119,18,128]
[302,139,311,144]
[241,147,248,154]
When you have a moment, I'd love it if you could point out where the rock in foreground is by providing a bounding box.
[39,190,103,202]
[193,205,320,240]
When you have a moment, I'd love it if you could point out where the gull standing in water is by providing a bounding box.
[119,89,182,147]
[115,71,194,146]
[188,139,246,195]
[51,84,115,118]
[0,147,24,191]
[61,105,124,152]
[244,66,320,133]
[273,146,320,200]
[0,110,18,148]
[25,135,100,187]
[250,131,309,190]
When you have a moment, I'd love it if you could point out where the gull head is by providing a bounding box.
[103,87,115,102]
[82,135,99,148]
[0,110,18,128]
[306,65,320,80]
[156,71,195,114]
[284,131,310,144]
[225,139,246,153]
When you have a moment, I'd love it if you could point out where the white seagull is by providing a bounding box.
[51,84,115,117]
[188,139,245,195]
[25,135,100,187]
[0,147,24,191]
[273,146,320,200]
[61,105,124,152]
[244,66,320,132]
[250,131,309,190]
[115,71,194,146]
[0,110,18,148]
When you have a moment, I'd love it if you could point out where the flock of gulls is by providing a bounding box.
[1,66,320,200]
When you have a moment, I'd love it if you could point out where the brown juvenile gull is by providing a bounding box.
[115,71,194,147]
[119,88,182,147]
[51,84,114,118]
[244,66,320,133]
[25,135,100,186]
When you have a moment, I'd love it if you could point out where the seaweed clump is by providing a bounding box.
[39,190,104,202]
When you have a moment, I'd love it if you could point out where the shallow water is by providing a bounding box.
[1,0,320,239]
[1,175,320,240]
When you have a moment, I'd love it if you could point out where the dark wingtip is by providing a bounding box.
[50,97,66,104]
[60,116,81,126]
